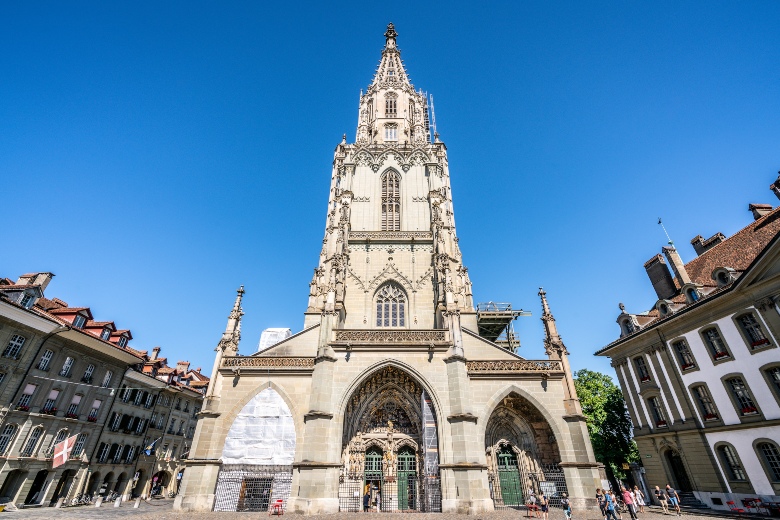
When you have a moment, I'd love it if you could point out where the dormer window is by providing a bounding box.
[100,328,111,340]
[72,315,86,329]
[118,336,128,348]
[713,267,736,287]
[621,318,635,336]
[20,292,34,308]
[686,287,700,303]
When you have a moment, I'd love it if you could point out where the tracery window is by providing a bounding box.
[384,123,398,141]
[376,283,406,327]
[381,170,400,231]
[385,93,397,117]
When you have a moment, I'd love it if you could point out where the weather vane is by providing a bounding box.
[658,218,674,246]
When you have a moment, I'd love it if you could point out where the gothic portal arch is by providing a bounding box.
[484,391,564,507]
[339,365,439,512]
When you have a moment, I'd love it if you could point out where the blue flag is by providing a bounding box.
[144,437,161,456]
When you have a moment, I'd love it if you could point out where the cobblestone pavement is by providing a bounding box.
[5,502,744,520]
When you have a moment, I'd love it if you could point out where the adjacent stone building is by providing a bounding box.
[175,24,600,515]
[0,273,207,507]
[596,176,780,511]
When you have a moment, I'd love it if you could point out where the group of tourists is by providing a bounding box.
[525,490,572,520]
[596,484,681,519]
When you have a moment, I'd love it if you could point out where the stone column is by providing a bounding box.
[441,336,493,515]
[286,311,340,515]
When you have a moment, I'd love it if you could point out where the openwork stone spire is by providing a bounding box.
[539,287,567,357]
[218,285,244,353]
[371,22,410,86]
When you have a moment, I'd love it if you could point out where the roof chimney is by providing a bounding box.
[644,254,677,300]
[690,233,726,256]
[663,246,691,285]
[749,203,773,221]
[15,272,55,292]
[196,367,201,373]
[151,346,161,360]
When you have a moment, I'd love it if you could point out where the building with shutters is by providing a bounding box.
[0,273,206,507]
[175,24,600,515]
[596,177,780,511]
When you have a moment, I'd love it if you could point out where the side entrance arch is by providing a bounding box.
[663,449,692,492]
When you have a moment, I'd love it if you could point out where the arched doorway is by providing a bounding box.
[0,469,27,504]
[100,472,114,496]
[151,471,170,496]
[24,470,49,505]
[485,392,566,510]
[131,470,144,498]
[664,449,692,491]
[87,472,101,494]
[49,470,76,505]
[338,365,440,512]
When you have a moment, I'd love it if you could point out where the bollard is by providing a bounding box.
[95,496,104,507]
[55,498,65,508]
[134,497,142,509]
[114,497,122,507]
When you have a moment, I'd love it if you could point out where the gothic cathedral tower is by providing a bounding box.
[175,24,599,515]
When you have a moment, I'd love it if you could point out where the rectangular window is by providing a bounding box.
[672,340,696,370]
[134,391,144,406]
[72,433,88,457]
[66,394,82,417]
[97,443,110,462]
[385,97,397,117]
[20,427,43,457]
[82,364,95,383]
[157,414,165,430]
[37,350,54,371]
[112,445,123,463]
[0,373,5,386]
[101,370,113,388]
[125,445,136,463]
[693,385,718,420]
[719,445,747,480]
[100,328,112,340]
[635,357,651,382]
[767,367,780,397]
[110,412,123,431]
[118,336,128,348]
[88,400,101,422]
[727,377,758,415]
[59,357,74,377]
[702,328,730,360]
[136,419,146,434]
[145,393,155,408]
[3,334,26,358]
[17,383,37,409]
[72,314,86,329]
[648,396,667,427]
[20,293,34,308]
[738,313,771,349]
[0,425,19,455]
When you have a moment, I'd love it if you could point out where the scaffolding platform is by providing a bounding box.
[476,302,531,351]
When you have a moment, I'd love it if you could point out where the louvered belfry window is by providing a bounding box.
[376,283,406,327]
[381,170,400,231]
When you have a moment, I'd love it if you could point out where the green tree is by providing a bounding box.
[573,369,639,487]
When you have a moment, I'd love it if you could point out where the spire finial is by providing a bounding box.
[219,285,245,353]
[384,22,398,47]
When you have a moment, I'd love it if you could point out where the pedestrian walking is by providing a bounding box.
[363,491,371,512]
[539,491,549,520]
[665,485,681,516]
[604,490,620,520]
[654,486,669,515]
[561,493,572,520]
[621,486,638,520]
[633,486,645,513]
[596,488,607,520]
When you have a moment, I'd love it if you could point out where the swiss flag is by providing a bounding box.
[52,435,77,469]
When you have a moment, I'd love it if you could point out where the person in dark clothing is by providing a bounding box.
[363,492,371,512]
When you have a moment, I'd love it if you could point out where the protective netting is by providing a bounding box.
[214,465,293,512]
[222,387,295,465]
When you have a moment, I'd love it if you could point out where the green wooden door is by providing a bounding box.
[397,447,416,510]
[497,447,522,506]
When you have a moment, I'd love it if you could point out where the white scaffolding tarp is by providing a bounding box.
[221,387,296,465]
[258,328,292,352]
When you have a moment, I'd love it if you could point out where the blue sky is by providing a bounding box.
[2,1,779,380]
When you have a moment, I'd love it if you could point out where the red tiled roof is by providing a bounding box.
[683,207,780,285]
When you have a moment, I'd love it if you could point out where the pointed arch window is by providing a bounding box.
[381,170,400,231]
[376,283,406,327]
[385,93,397,117]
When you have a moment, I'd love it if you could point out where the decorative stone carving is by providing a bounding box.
[334,329,446,343]
[221,357,315,368]
[465,360,563,373]
[348,231,432,241]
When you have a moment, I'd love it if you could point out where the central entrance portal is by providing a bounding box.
[338,366,441,512]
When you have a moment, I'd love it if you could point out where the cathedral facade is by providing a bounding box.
[174,24,599,515]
